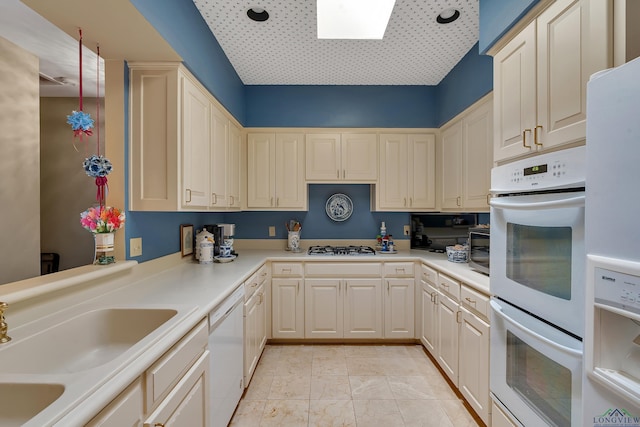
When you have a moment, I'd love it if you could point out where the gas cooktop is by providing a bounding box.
[307,245,376,256]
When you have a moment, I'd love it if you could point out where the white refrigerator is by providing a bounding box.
[583,56,640,425]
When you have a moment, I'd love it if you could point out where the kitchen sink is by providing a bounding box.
[0,308,177,374]
[0,382,64,426]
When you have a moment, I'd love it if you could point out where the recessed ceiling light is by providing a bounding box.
[247,7,269,22]
[317,0,396,40]
[436,8,460,24]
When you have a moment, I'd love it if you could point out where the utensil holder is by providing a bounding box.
[288,230,301,252]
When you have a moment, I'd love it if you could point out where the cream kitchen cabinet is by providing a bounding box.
[383,262,415,339]
[437,290,460,387]
[271,262,305,338]
[129,62,243,211]
[305,133,378,182]
[419,264,439,355]
[376,133,436,211]
[440,96,492,211]
[492,0,611,162]
[227,123,242,209]
[304,263,383,339]
[244,264,268,386]
[459,305,490,425]
[247,133,307,210]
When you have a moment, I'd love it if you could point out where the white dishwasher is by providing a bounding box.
[208,285,244,427]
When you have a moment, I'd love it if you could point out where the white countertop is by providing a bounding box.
[0,248,489,426]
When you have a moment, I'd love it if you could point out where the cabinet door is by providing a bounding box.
[181,76,211,209]
[272,278,304,338]
[210,107,228,209]
[227,122,242,209]
[440,122,463,209]
[437,293,460,386]
[536,0,609,150]
[342,133,378,181]
[247,133,275,208]
[144,351,209,427]
[384,278,415,338]
[344,279,383,338]
[305,133,341,180]
[256,283,267,353]
[305,279,343,338]
[244,289,259,386]
[462,98,493,210]
[275,133,306,209]
[493,22,537,162]
[408,134,436,210]
[459,307,490,425]
[377,134,408,209]
[420,281,438,356]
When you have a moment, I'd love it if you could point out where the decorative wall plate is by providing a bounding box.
[325,193,353,222]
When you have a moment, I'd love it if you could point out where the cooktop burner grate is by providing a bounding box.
[307,245,376,256]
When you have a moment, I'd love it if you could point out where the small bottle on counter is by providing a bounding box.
[380,222,386,238]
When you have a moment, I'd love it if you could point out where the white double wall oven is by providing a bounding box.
[490,146,586,426]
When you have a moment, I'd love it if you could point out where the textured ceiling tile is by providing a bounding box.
[193,0,479,85]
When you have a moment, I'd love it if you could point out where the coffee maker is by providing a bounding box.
[204,223,236,256]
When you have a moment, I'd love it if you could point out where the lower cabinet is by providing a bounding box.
[437,291,460,387]
[244,282,266,385]
[304,278,383,339]
[492,400,519,427]
[419,263,491,425]
[272,278,304,338]
[88,319,209,427]
[384,278,415,338]
[143,350,210,427]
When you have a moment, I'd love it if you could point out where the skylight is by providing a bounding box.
[317,0,396,40]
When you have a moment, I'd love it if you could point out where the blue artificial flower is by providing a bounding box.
[83,155,112,177]
[67,110,94,132]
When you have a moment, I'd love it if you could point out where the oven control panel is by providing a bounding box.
[491,145,586,194]
[594,266,640,315]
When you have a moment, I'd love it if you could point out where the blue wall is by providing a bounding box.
[129,0,246,123]
[436,42,493,126]
[479,0,541,54]
[245,85,438,128]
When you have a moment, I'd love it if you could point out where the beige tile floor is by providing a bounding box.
[229,344,482,427]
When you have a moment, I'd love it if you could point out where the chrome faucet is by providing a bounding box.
[0,302,11,343]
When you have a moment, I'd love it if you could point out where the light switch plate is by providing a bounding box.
[268,226,276,237]
[130,237,142,257]
[404,225,410,236]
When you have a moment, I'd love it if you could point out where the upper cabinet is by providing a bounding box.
[492,0,611,163]
[247,133,307,210]
[305,133,378,182]
[441,95,493,211]
[375,133,437,211]
[129,62,244,211]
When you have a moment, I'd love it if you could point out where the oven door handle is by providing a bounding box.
[489,194,584,210]
[490,299,582,357]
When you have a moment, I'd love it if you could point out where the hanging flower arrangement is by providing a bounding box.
[83,154,112,205]
[67,28,94,140]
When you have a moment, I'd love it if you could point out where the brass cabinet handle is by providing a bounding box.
[404,198,407,207]
[409,197,413,207]
[343,170,346,179]
[534,125,543,146]
[276,197,280,206]
[486,194,491,205]
[441,283,449,289]
[270,197,274,206]
[337,170,340,179]
[522,129,532,149]
[229,195,235,205]
[186,189,192,203]
[456,196,461,207]
[211,193,217,205]
[465,297,476,306]
[456,310,462,323]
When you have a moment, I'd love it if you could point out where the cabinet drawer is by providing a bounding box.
[438,273,461,301]
[272,262,303,277]
[245,264,270,300]
[305,262,381,277]
[461,285,490,320]
[420,264,438,285]
[144,319,207,412]
[383,262,415,277]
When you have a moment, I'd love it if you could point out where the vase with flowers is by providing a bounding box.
[80,206,125,264]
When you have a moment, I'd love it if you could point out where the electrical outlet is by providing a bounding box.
[404,225,410,236]
[130,237,142,257]
[268,226,276,237]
